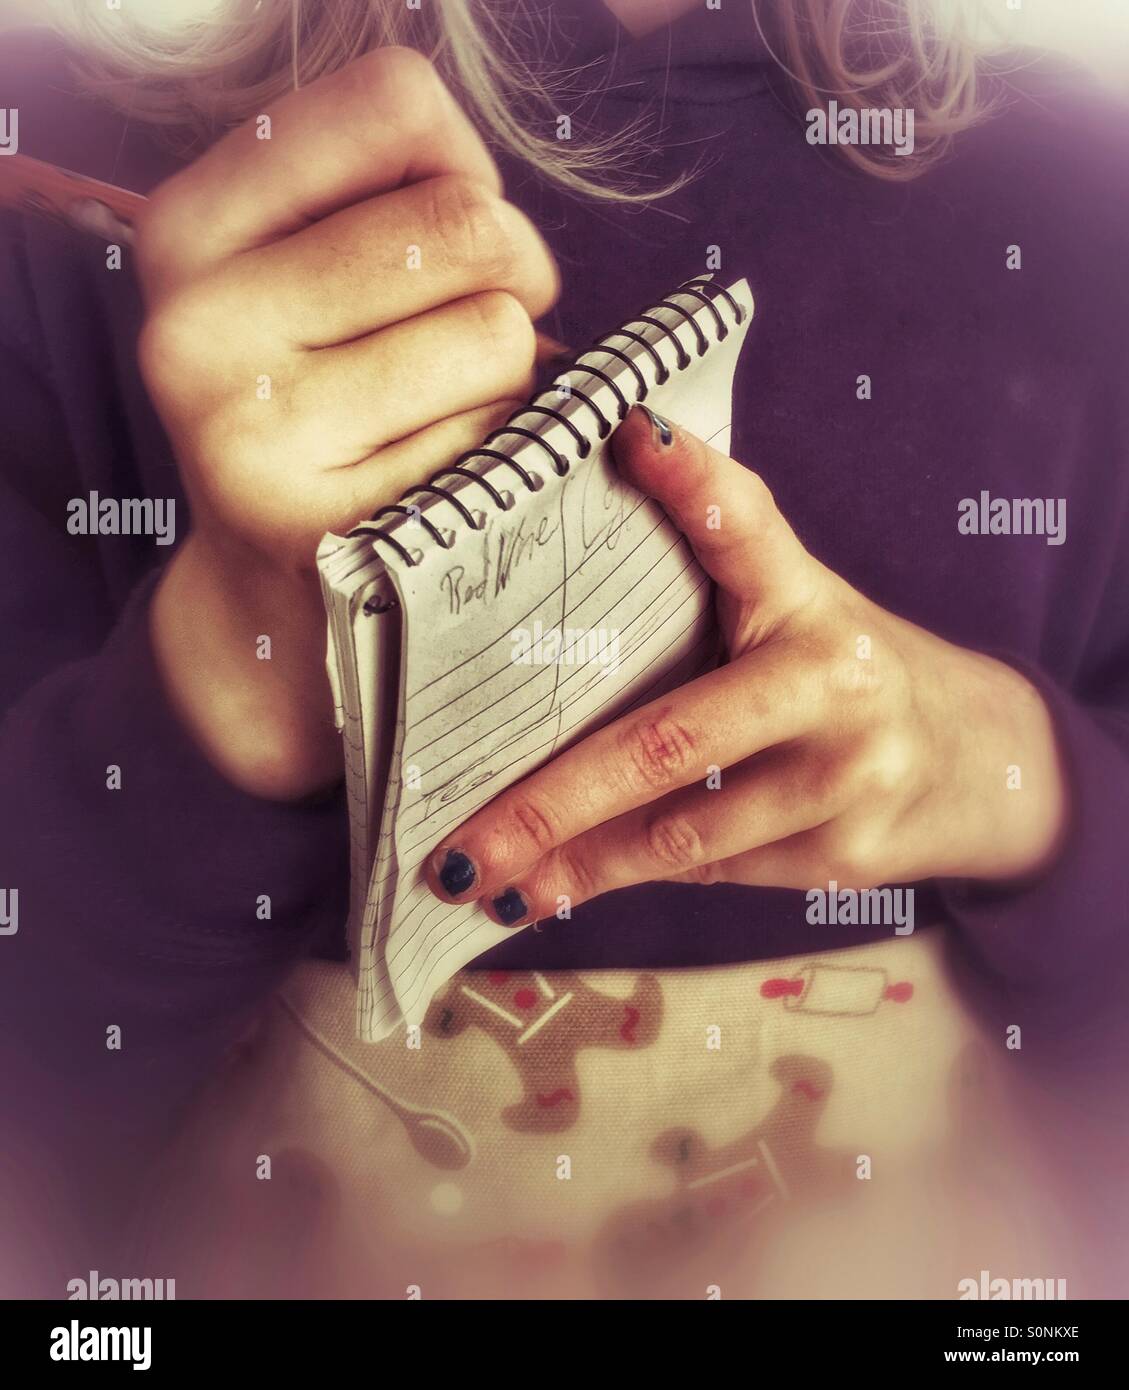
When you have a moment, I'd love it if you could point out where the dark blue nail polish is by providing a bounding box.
[492,887,528,926]
[641,405,674,447]
[438,849,476,897]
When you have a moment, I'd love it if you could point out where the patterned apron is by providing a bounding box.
[137,930,1080,1298]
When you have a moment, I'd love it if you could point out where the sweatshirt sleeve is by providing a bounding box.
[0,263,349,1241]
[938,587,1129,1066]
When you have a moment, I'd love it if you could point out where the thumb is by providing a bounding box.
[611,405,819,615]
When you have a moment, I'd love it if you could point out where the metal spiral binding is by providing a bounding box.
[351,275,744,568]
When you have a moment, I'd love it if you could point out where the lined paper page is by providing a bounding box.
[355,279,753,1038]
[317,533,398,952]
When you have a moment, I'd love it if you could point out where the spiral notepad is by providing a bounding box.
[319,274,755,1040]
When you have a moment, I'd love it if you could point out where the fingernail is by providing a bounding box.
[492,887,529,926]
[67,197,136,245]
[641,405,674,447]
[437,849,476,897]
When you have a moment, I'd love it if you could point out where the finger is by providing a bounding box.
[198,397,528,556]
[611,405,822,615]
[236,175,559,348]
[330,396,530,527]
[424,639,828,904]
[670,810,918,893]
[290,290,537,461]
[671,833,842,892]
[475,747,846,927]
[139,47,501,286]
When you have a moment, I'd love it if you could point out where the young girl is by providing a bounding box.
[1,0,1125,1298]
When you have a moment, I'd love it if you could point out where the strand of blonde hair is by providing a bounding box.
[51,0,998,190]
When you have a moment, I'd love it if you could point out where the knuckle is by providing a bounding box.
[827,648,883,699]
[320,50,444,153]
[353,45,439,103]
[549,842,598,902]
[137,300,190,390]
[825,825,883,890]
[431,175,516,281]
[682,859,726,887]
[503,792,562,859]
[829,638,911,707]
[467,289,534,372]
[617,710,700,794]
[853,729,919,799]
[644,812,706,872]
[137,282,219,389]
[694,860,728,886]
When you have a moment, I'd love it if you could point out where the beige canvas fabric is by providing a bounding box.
[138,929,1078,1298]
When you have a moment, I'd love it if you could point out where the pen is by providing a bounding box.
[0,152,145,243]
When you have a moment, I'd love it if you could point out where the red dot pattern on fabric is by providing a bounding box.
[761,977,804,998]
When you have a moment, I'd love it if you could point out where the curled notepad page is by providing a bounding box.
[318,275,755,1041]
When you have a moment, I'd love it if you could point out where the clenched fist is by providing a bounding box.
[137,48,559,798]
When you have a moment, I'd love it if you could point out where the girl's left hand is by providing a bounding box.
[425,407,1068,926]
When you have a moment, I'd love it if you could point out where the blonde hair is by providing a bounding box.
[55,0,995,194]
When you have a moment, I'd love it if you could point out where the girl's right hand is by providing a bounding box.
[136,48,559,799]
